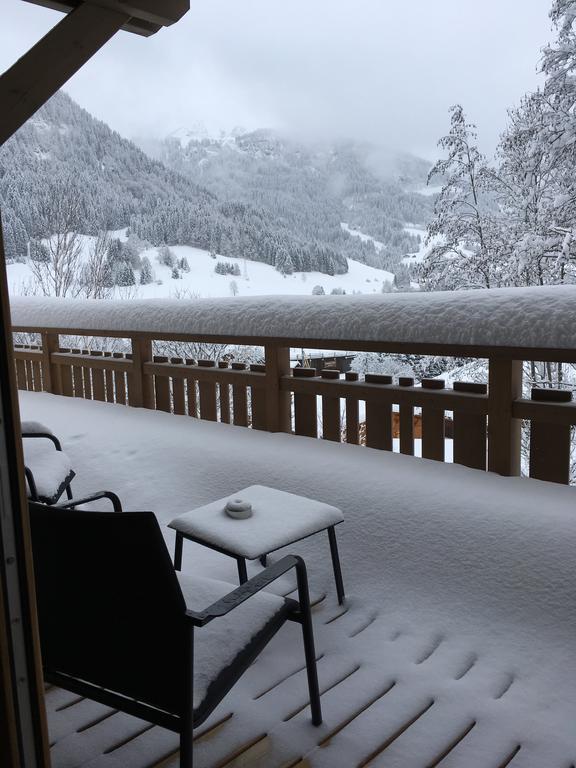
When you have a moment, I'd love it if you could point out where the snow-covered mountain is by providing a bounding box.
[1,91,434,293]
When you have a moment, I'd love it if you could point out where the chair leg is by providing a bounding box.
[295,559,322,726]
[236,557,248,584]
[328,526,345,605]
[181,624,194,767]
[65,483,73,501]
[174,532,184,571]
[180,725,193,768]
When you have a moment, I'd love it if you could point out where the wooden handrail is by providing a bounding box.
[11,322,576,485]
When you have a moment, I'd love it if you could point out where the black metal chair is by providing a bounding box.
[29,503,322,768]
[22,423,75,504]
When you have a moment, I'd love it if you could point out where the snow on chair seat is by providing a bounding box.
[24,441,75,504]
[176,571,287,711]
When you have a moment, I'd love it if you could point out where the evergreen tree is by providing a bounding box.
[140,255,154,285]
[117,263,135,286]
[422,105,499,290]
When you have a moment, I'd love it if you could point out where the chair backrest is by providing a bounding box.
[29,503,188,714]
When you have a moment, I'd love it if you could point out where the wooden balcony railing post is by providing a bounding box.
[40,331,60,394]
[264,344,291,433]
[488,358,522,476]
[129,335,153,408]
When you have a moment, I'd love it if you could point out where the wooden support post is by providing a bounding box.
[529,388,572,484]
[40,332,60,394]
[264,345,291,433]
[345,371,359,445]
[488,358,522,476]
[129,336,153,408]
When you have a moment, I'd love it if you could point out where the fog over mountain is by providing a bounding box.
[1,0,548,156]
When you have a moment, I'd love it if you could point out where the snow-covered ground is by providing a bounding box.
[24,390,576,768]
[7,230,396,300]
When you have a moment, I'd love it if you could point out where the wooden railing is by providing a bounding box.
[11,323,576,486]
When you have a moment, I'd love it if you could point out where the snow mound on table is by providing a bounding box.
[11,284,576,350]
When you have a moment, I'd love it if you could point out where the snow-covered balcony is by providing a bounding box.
[12,288,576,767]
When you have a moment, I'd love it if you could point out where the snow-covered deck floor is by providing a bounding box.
[22,391,576,768]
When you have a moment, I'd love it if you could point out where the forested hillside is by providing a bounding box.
[1,92,374,278]
[151,128,434,277]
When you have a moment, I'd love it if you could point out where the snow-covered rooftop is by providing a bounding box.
[10,285,576,353]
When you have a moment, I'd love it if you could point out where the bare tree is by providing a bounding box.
[29,174,84,297]
[79,231,113,299]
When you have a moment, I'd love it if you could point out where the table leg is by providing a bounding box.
[236,557,248,584]
[328,527,345,605]
[259,554,267,567]
[174,531,184,571]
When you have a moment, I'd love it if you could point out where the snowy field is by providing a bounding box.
[23,390,576,768]
[6,229,398,301]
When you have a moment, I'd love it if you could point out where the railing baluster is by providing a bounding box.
[421,379,445,461]
[104,352,114,403]
[345,371,359,444]
[218,361,231,423]
[113,352,126,405]
[398,376,414,456]
[452,382,487,470]
[250,363,267,430]
[198,360,217,421]
[172,357,186,415]
[293,367,318,438]
[321,369,341,442]
[365,374,392,450]
[185,359,197,418]
[91,350,105,402]
[154,356,171,413]
[59,348,73,397]
[529,388,572,484]
[232,363,248,426]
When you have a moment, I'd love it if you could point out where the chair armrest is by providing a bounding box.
[58,490,123,512]
[186,555,304,626]
[22,432,63,451]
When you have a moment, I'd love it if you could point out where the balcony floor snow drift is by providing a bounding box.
[21,389,576,768]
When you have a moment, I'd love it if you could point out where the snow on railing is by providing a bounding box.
[9,285,576,353]
[11,291,576,485]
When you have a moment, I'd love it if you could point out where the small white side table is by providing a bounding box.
[168,485,345,604]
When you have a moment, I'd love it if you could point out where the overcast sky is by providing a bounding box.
[2,1,552,157]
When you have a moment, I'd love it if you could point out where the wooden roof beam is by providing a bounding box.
[0,0,190,146]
